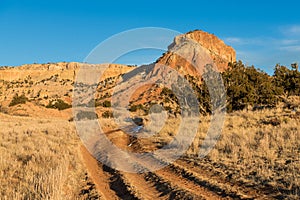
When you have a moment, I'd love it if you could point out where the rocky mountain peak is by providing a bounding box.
[157,30,236,74]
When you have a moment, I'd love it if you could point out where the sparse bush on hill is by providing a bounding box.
[46,99,71,110]
[76,110,98,120]
[182,61,300,114]
[273,63,300,96]
[161,87,178,103]
[197,80,212,114]
[222,61,280,112]
[129,104,144,112]
[102,111,113,118]
[9,94,28,107]
[102,100,112,107]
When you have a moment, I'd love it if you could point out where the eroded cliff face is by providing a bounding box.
[0,62,135,117]
[157,30,236,75]
[0,62,134,82]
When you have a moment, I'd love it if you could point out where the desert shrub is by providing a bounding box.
[161,87,172,96]
[102,111,113,118]
[95,100,101,107]
[76,110,98,120]
[161,87,178,103]
[129,104,144,112]
[222,61,280,112]
[273,63,300,96]
[196,78,212,114]
[94,100,112,108]
[9,94,28,107]
[102,100,111,107]
[183,61,299,114]
[46,99,71,110]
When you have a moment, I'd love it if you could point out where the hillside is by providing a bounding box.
[109,30,236,116]
[0,62,135,118]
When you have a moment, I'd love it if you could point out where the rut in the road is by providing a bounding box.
[154,166,222,199]
[102,165,140,200]
[145,171,203,200]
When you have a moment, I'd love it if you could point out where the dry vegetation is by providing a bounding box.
[0,101,299,199]
[188,107,300,199]
[0,97,299,199]
[0,114,99,200]
[90,100,299,199]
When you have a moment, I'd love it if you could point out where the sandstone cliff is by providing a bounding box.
[0,62,134,82]
[157,30,236,74]
[0,62,135,118]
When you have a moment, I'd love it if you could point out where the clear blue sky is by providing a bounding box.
[1,0,300,74]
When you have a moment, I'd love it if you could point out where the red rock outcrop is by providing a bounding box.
[157,30,236,75]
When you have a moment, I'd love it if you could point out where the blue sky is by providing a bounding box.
[1,0,300,74]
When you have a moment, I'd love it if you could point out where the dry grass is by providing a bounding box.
[1,102,299,199]
[121,105,299,198]
[0,114,99,200]
[185,107,300,198]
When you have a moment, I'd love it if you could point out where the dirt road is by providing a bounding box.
[80,127,275,200]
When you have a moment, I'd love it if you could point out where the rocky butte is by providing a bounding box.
[0,30,236,118]
[106,30,236,113]
[157,30,236,76]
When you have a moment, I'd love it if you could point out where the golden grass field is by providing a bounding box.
[0,98,299,199]
[0,113,99,200]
